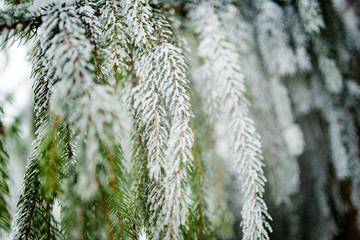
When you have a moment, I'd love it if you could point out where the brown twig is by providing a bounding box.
[0,16,42,33]
[107,143,125,240]
[82,21,101,81]
[193,128,205,239]
[50,116,61,195]
[111,0,120,72]
[169,163,181,240]
[95,177,114,240]
[0,120,4,136]
[24,191,38,239]
[149,15,164,44]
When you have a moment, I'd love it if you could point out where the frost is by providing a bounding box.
[138,227,148,240]
[133,49,169,181]
[190,2,272,239]
[286,6,312,73]
[319,56,343,94]
[256,1,297,76]
[346,80,360,96]
[298,0,325,34]
[130,5,194,239]
[40,3,126,220]
[3,0,359,239]
[31,0,76,9]
[283,125,305,157]
[75,173,98,201]
[271,78,305,157]
[219,3,252,55]
[288,78,313,116]
[99,0,129,73]
[326,109,349,179]
[123,0,154,49]
[311,81,349,179]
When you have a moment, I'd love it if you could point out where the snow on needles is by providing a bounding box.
[190,2,272,240]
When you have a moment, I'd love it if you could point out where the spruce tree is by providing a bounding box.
[0,0,360,239]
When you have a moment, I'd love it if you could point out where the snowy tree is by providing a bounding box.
[0,0,360,240]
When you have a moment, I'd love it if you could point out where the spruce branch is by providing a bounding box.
[189,2,272,240]
[36,4,131,239]
[128,4,194,239]
[191,127,208,239]
[132,58,169,182]
[128,53,154,239]
[11,103,64,239]
[109,0,121,72]
[0,4,41,46]
[0,15,41,33]
[12,27,62,240]
[124,0,155,49]
[256,1,296,77]
[107,144,125,240]
[99,0,129,74]
[297,0,325,35]
[318,52,343,94]
[95,176,114,240]
[245,53,302,204]
[77,2,103,82]
[151,42,194,240]
[0,116,11,236]
[12,137,56,239]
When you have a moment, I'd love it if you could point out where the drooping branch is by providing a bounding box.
[0,16,42,33]
[0,6,42,46]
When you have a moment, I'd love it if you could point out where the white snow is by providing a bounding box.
[283,124,305,157]
[31,0,76,10]
[138,228,148,240]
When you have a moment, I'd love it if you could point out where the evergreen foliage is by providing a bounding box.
[1,0,360,239]
[0,105,11,239]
